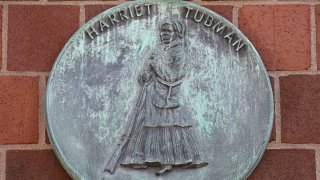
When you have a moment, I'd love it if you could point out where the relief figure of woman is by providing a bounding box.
[105,17,208,176]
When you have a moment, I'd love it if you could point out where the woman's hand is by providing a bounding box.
[142,72,151,83]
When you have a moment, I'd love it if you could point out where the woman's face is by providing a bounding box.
[160,23,177,45]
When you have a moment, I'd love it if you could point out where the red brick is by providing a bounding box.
[7,5,79,71]
[316,5,320,69]
[46,128,50,144]
[0,76,38,144]
[204,5,233,22]
[4,0,36,1]
[0,7,2,70]
[239,6,274,70]
[85,5,231,25]
[85,5,114,22]
[239,5,310,71]
[85,4,229,22]
[280,75,320,143]
[85,5,232,24]
[248,149,316,180]
[269,76,276,142]
[6,150,71,180]
[269,120,276,142]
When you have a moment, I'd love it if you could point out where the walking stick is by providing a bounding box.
[104,81,150,174]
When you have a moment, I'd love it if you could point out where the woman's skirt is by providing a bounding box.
[121,125,208,167]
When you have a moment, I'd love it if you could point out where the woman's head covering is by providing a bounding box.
[159,18,186,39]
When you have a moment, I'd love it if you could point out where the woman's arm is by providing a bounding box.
[138,52,155,85]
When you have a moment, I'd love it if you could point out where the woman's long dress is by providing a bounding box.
[121,43,208,168]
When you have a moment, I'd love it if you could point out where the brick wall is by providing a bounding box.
[0,0,318,179]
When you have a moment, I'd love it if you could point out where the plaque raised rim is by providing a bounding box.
[45,0,274,179]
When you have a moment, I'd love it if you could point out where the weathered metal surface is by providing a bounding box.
[46,0,274,180]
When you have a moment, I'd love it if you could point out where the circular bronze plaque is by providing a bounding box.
[46,1,274,179]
